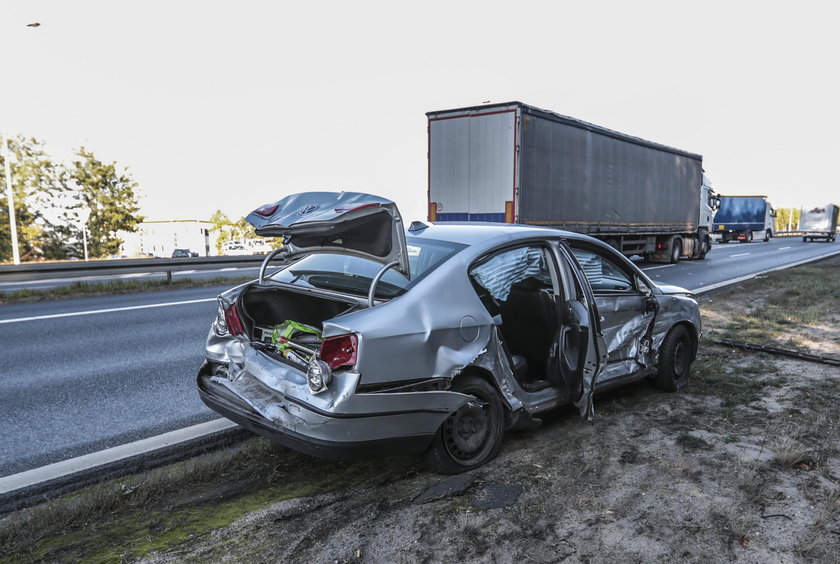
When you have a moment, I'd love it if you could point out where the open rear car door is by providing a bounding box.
[246,192,411,278]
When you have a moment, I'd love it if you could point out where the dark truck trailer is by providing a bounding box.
[800,204,838,242]
[713,195,776,243]
[427,102,718,262]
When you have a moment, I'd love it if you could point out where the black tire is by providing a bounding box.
[764,229,771,242]
[669,239,682,264]
[420,375,506,474]
[697,237,709,259]
[653,325,692,392]
[803,236,809,242]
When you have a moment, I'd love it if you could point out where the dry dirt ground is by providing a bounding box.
[2,258,839,563]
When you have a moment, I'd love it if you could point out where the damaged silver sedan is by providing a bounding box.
[198,192,701,473]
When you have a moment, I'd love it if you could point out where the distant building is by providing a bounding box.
[119,220,218,257]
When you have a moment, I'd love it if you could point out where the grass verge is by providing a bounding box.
[0,438,414,562]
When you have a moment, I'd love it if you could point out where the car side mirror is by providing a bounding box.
[636,276,652,296]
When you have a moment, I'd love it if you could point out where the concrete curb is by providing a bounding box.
[0,419,246,515]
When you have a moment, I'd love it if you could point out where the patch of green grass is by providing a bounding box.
[0,276,254,304]
[716,262,840,343]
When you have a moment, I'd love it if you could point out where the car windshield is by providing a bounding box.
[269,236,466,298]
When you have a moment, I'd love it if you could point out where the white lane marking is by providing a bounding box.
[693,248,840,294]
[0,297,216,325]
[779,246,791,250]
[642,264,676,271]
[729,252,751,258]
[0,419,237,494]
[220,267,238,271]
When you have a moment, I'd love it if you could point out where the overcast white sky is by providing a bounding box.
[3,1,838,222]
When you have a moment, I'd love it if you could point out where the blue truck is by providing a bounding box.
[713,195,776,243]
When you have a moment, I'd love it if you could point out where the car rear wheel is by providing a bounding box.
[653,325,692,392]
[420,375,505,474]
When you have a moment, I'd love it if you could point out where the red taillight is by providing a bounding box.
[224,304,245,335]
[253,203,278,217]
[320,334,358,371]
[656,243,666,250]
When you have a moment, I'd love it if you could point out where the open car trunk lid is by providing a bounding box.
[246,192,411,277]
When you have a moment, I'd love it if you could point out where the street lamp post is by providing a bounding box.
[2,133,21,265]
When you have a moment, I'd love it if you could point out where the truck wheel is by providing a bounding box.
[653,325,692,392]
[803,236,809,242]
[697,237,709,259]
[420,375,505,474]
[764,229,772,242]
[669,239,682,264]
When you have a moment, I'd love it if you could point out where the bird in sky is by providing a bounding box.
[27,22,41,27]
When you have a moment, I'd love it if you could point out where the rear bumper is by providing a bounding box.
[197,364,443,459]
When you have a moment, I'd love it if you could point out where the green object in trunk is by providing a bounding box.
[272,320,322,353]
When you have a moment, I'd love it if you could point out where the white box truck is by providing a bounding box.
[800,204,838,242]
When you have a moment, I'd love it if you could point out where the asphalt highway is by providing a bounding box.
[0,287,222,476]
[1,236,837,478]
[638,236,839,291]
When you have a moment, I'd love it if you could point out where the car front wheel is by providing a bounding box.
[420,374,505,474]
[653,325,692,392]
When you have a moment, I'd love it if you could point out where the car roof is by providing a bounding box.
[406,221,590,246]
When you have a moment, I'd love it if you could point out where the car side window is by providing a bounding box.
[569,245,634,293]
[470,245,554,302]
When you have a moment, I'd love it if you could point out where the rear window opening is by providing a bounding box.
[266,237,466,299]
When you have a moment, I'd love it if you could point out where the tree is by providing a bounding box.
[0,135,64,262]
[210,209,233,254]
[774,208,800,233]
[209,209,258,254]
[69,148,143,258]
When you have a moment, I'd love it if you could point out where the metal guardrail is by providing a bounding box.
[0,255,266,283]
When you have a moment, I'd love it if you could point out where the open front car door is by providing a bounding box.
[553,241,608,419]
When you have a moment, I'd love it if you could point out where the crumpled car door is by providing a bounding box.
[246,191,411,277]
[553,242,608,419]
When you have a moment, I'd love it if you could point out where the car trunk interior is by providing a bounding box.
[238,286,357,365]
